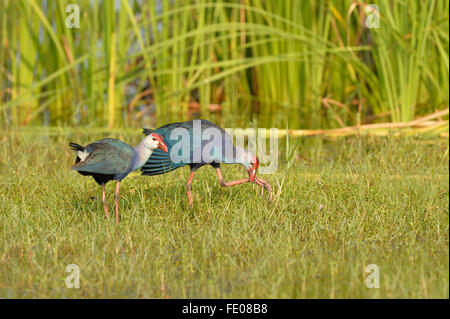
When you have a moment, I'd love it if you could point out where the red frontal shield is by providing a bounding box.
[248,156,258,181]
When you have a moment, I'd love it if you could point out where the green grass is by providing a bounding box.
[0,129,448,298]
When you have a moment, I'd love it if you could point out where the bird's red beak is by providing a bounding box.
[248,156,258,182]
[153,134,168,152]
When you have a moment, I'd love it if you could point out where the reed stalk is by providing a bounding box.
[0,0,447,131]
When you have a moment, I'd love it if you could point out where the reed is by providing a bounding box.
[0,0,448,131]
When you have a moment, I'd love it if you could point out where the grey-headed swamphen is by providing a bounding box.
[70,134,168,223]
[141,119,272,205]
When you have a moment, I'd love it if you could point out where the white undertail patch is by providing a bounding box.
[77,150,89,161]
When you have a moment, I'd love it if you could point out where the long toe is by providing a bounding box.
[254,177,273,201]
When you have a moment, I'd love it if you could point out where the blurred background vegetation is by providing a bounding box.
[0,0,448,130]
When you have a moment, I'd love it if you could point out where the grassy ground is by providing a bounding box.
[0,129,448,298]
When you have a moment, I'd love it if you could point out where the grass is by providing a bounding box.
[0,129,448,298]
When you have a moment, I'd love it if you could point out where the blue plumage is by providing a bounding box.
[141,119,272,205]
[141,119,231,176]
[71,138,136,183]
[69,134,169,222]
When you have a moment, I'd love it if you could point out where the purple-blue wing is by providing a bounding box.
[72,138,135,176]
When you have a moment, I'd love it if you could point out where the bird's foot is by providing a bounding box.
[253,177,273,201]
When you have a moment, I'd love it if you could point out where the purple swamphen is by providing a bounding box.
[141,119,272,205]
[70,133,168,223]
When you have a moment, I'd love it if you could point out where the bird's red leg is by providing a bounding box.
[216,168,273,200]
[114,181,121,224]
[215,168,250,187]
[186,171,195,206]
[253,177,273,201]
[102,184,109,219]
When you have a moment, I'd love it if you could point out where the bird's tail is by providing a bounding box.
[69,142,84,152]
[142,128,155,136]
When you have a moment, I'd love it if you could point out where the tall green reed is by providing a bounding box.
[0,0,448,129]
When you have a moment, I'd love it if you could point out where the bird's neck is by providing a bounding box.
[133,142,153,170]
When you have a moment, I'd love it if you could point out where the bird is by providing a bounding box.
[69,133,168,223]
[141,119,272,206]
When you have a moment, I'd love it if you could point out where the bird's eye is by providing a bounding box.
[152,137,157,141]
